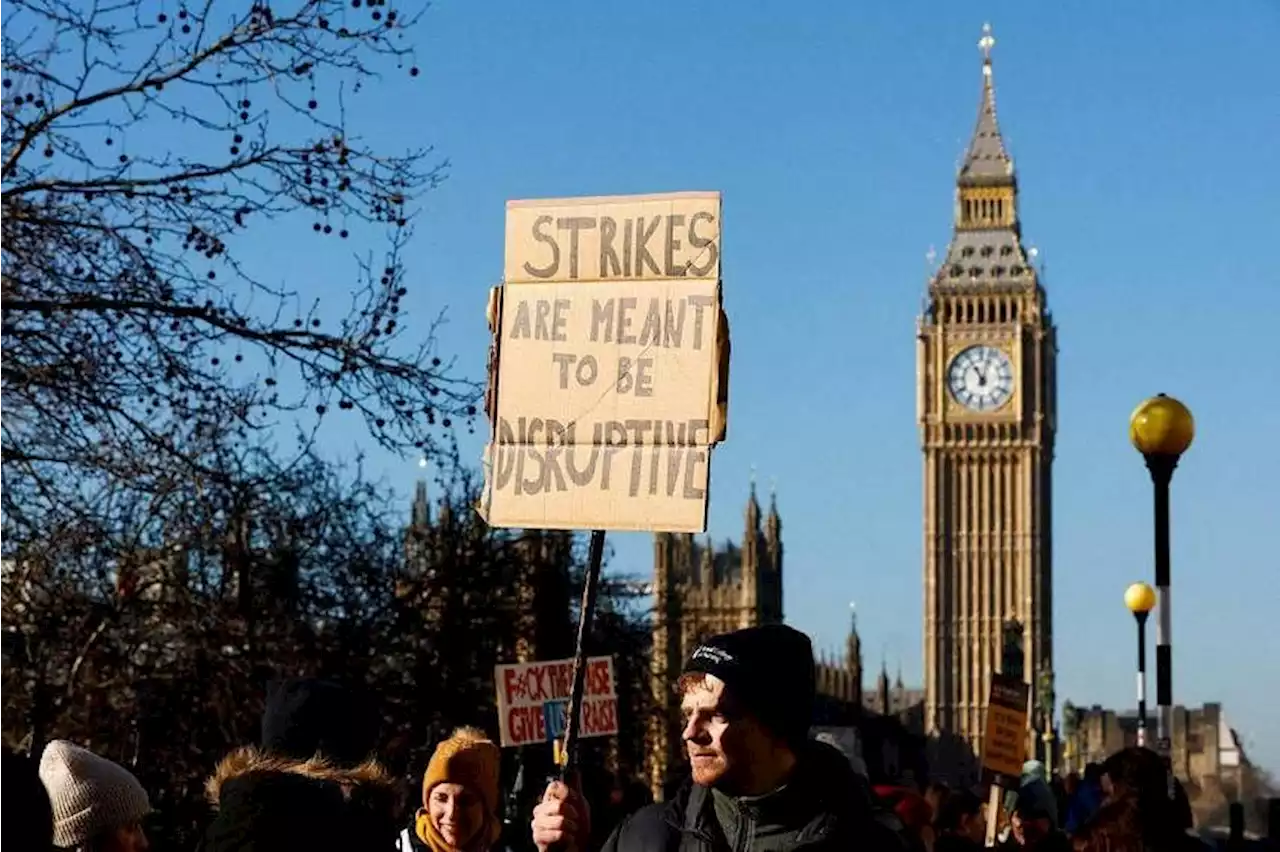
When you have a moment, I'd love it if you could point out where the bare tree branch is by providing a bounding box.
[2,0,481,546]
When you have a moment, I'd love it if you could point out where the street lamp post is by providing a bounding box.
[1129,393,1194,760]
[1124,582,1157,747]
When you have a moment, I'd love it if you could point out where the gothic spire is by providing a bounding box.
[411,480,430,527]
[936,22,1032,284]
[958,23,1014,187]
[845,601,861,668]
[746,466,761,530]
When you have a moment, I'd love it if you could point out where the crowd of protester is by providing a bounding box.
[0,624,1239,852]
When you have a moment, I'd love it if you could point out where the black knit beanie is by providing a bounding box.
[260,678,380,767]
[683,624,816,748]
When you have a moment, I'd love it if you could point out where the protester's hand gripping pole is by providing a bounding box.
[984,780,1004,847]
[556,529,606,784]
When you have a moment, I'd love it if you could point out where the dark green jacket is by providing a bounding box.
[599,742,902,852]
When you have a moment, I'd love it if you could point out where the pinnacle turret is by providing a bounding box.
[877,660,892,715]
[845,602,861,666]
[746,467,761,531]
[411,480,430,527]
[766,478,780,539]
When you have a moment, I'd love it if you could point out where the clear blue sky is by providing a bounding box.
[268,2,1280,769]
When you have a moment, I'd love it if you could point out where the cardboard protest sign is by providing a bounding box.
[481,192,729,533]
[494,655,618,748]
[981,672,1030,785]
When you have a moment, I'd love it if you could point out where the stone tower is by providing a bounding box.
[647,482,783,797]
[916,24,1057,780]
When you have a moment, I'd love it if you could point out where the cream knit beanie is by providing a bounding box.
[38,740,151,849]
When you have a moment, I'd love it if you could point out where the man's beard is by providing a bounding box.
[688,750,728,787]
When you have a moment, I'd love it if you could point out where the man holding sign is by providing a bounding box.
[530,625,900,852]
[482,192,731,787]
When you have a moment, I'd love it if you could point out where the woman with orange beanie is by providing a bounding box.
[399,728,505,852]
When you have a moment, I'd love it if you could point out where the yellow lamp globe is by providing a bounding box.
[1124,582,1157,615]
[1129,394,1195,457]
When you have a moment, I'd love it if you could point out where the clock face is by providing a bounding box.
[947,345,1014,412]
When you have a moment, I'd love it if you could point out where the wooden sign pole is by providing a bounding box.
[557,529,606,780]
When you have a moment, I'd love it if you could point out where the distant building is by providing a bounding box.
[869,663,928,723]
[1064,702,1261,826]
[1066,702,1250,786]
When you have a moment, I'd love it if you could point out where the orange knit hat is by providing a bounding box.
[418,727,502,850]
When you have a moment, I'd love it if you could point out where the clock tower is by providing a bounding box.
[917,25,1056,780]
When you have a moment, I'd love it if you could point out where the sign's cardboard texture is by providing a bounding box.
[494,655,618,748]
[481,192,729,533]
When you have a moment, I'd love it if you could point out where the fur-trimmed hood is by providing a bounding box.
[205,746,394,808]
[201,747,400,851]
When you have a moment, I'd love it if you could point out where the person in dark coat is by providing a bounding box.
[1062,764,1103,835]
[934,789,984,852]
[3,751,55,852]
[996,779,1069,852]
[531,625,900,852]
[200,677,400,851]
[1086,747,1208,852]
